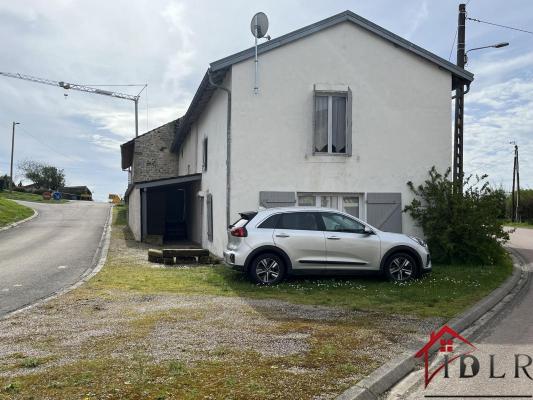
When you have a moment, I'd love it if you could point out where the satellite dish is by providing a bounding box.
[250,12,269,38]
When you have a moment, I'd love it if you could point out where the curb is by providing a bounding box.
[336,252,529,400]
[0,208,38,233]
[0,205,113,321]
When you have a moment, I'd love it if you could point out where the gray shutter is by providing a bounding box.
[366,193,402,233]
[259,191,296,208]
[206,193,213,241]
[346,87,352,155]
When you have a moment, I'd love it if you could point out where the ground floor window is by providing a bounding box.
[297,193,361,218]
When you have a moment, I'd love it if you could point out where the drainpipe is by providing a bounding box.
[208,68,232,228]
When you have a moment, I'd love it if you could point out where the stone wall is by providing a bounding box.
[132,120,180,183]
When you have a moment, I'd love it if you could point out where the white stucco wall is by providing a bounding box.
[229,21,453,238]
[128,186,141,241]
[178,73,232,255]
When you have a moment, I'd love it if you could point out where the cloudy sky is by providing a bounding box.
[1,0,531,201]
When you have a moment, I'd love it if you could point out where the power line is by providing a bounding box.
[448,28,458,61]
[18,126,79,163]
[467,17,533,35]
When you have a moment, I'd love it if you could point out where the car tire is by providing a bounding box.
[384,252,418,282]
[249,253,286,285]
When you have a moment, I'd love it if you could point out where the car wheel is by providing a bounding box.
[385,253,417,282]
[249,253,286,285]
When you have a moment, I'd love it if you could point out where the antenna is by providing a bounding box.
[250,12,269,94]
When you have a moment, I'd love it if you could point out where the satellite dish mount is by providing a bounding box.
[250,12,269,94]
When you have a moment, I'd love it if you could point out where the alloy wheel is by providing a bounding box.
[389,256,414,282]
[255,257,280,284]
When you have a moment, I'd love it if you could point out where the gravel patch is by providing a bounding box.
[0,290,440,379]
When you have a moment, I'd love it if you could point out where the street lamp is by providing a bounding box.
[465,42,509,65]
[10,121,20,192]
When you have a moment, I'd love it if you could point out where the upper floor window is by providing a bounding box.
[202,137,208,171]
[313,87,352,155]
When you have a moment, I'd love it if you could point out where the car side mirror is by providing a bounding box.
[363,226,374,235]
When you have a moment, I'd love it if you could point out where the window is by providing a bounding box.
[297,193,360,218]
[258,214,279,229]
[206,193,213,241]
[277,212,319,231]
[313,89,352,154]
[202,137,208,171]
[320,212,365,234]
[297,195,316,207]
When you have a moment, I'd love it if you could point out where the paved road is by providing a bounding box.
[387,227,533,399]
[0,200,110,317]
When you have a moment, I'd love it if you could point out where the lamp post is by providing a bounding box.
[465,42,509,65]
[9,121,20,192]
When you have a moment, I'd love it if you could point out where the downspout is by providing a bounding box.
[208,68,232,228]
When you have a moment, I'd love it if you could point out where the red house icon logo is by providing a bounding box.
[415,325,477,387]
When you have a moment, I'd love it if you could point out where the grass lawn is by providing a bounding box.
[96,205,514,320]
[0,206,514,400]
[0,198,33,227]
[0,191,68,204]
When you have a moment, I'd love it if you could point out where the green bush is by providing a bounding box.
[404,167,508,265]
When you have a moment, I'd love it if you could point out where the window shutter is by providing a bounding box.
[206,193,213,241]
[312,87,317,154]
[346,87,353,155]
[366,193,402,233]
[259,191,296,208]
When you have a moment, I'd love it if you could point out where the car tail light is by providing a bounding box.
[230,226,247,237]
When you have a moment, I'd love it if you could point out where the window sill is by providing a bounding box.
[311,152,352,157]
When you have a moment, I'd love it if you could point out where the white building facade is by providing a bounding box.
[122,11,473,257]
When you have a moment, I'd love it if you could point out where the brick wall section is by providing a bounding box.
[132,120,180,183]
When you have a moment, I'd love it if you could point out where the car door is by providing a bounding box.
[273,211,327,271]
[319,212,381,270]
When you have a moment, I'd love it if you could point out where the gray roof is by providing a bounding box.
[171,10,474,153]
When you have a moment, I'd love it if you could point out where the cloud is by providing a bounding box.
[404,0,429,39]
[464,76,533,189]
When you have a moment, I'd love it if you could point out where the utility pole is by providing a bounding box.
[511,143,520,222]
[453,3,466,185]
[10,121,20,192]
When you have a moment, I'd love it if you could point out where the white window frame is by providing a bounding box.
[313,85,352,156]
[297,192,364,219]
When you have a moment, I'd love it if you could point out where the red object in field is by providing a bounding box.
[42,191,51,200]
[230,226,248,237]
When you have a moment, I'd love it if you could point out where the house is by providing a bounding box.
[59,186,93,201]
[121,10,474,257]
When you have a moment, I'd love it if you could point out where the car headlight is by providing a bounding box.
[408,235,428,248]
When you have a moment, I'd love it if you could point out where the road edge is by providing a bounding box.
[0,205,113,321]
[336,251,529,400]
[0,208,38,233]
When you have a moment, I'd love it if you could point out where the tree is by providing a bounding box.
[18,161,66,190]
[404,167,509,265]
[0,175,12,191]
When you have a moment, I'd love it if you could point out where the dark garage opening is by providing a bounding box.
[140,174,202,245]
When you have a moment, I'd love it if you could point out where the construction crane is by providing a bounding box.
[0,71,145,137]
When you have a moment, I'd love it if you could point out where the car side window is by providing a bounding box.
[257,214,279,229]
[320,212,365,233]
[277,212,319,231]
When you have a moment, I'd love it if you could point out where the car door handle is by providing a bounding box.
[275,233,290,238]
[327,236,341,240]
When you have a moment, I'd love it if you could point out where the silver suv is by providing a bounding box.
[223,207,431,285]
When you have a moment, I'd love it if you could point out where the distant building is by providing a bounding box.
[60,186,93,201]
